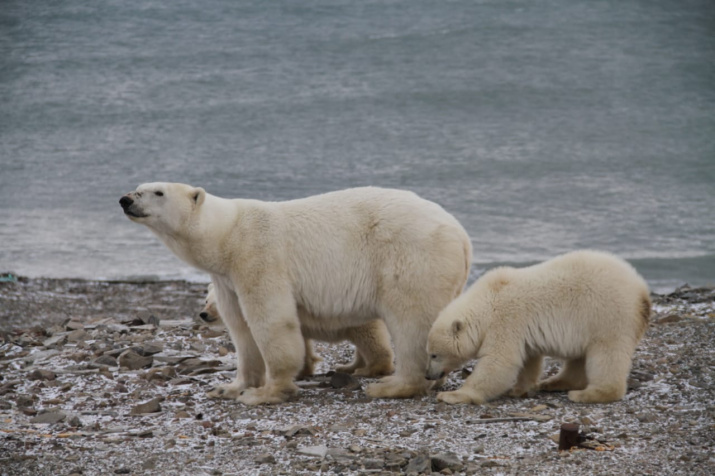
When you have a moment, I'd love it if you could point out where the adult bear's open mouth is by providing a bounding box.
[124,209,148,218]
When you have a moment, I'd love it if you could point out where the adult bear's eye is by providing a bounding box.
[155,191,164,197]
[430,354,437,359]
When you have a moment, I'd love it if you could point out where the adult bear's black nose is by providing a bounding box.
[119,196,133,209]
[199,312,209,321]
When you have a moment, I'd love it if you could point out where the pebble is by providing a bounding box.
[118,350,154,370]
[130,397,162,415]
[636,413,658,423]
[297,445,329,459]
[255,453,276,464]
[28,369,56,381]
[67,329,90,342]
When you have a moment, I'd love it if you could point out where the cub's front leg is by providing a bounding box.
[438,353,522,405]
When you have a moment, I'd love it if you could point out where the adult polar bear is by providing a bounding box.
[120,183,472,404]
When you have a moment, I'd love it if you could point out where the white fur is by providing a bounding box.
[121,183,471,404]
[199,282,395,378]
[426,250,651,404]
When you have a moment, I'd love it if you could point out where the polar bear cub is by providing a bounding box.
[199,282,395,379]
[426,250,651,404]
[120,183,471,404]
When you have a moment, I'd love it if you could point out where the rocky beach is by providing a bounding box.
[0,276,713,475]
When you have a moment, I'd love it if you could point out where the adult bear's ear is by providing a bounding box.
[190,187,205,207]
[451,320,463,335]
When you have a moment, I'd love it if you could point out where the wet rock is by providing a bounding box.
[281,425,318,438]
[15,394,36,407]
[363,458,384,470]
[118,350,153,370]
[30,410,67,424]
[201,328,224,339]
[329,372,361,390]
[255,453,276,464]
[431,452,463,472]
[144,367,177,381]
[67,414,83,427]
[130,397,162,415]
[142,457,158,470]
[28,369,56,381]
[405,454,431,474]
[385,453,407,470]
[131,343,163,356]
[637,413,658,423]
[93,355,118,367]
[177,358,220,374]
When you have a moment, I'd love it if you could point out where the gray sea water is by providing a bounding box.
[1,0,714,292]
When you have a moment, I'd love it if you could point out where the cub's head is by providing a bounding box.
[199,282,222,325]
[426,295,478,380]
[119,182,205,234]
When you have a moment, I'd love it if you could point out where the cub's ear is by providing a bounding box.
[451,320,463,335]
[190,187,206,207]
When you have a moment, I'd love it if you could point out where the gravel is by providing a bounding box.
[0,276,713,475]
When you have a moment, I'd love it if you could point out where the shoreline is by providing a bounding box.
[0,277,713,475]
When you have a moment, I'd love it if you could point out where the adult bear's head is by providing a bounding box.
[119,182,206,234]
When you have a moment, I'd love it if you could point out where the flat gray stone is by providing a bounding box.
[42,335,67,348]
[30,411,67,424]
[22,350,60,363]
[93,355,118,367]
[297,445,328,459]
[118,350,153,370]
[130,398,162,415]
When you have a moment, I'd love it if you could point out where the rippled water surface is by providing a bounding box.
[1,0,714,291]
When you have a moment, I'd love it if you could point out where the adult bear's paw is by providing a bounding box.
[236,382,299,405]
[206,381,247,400]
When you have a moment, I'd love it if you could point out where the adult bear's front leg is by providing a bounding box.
[207,278,265,400]
[235,285,304,405]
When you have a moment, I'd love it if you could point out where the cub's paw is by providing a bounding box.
[567,387,623,404]
[207,382,248,400]
[436,389,484,405]
[508,387,533,398]
[366,376,430,399]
